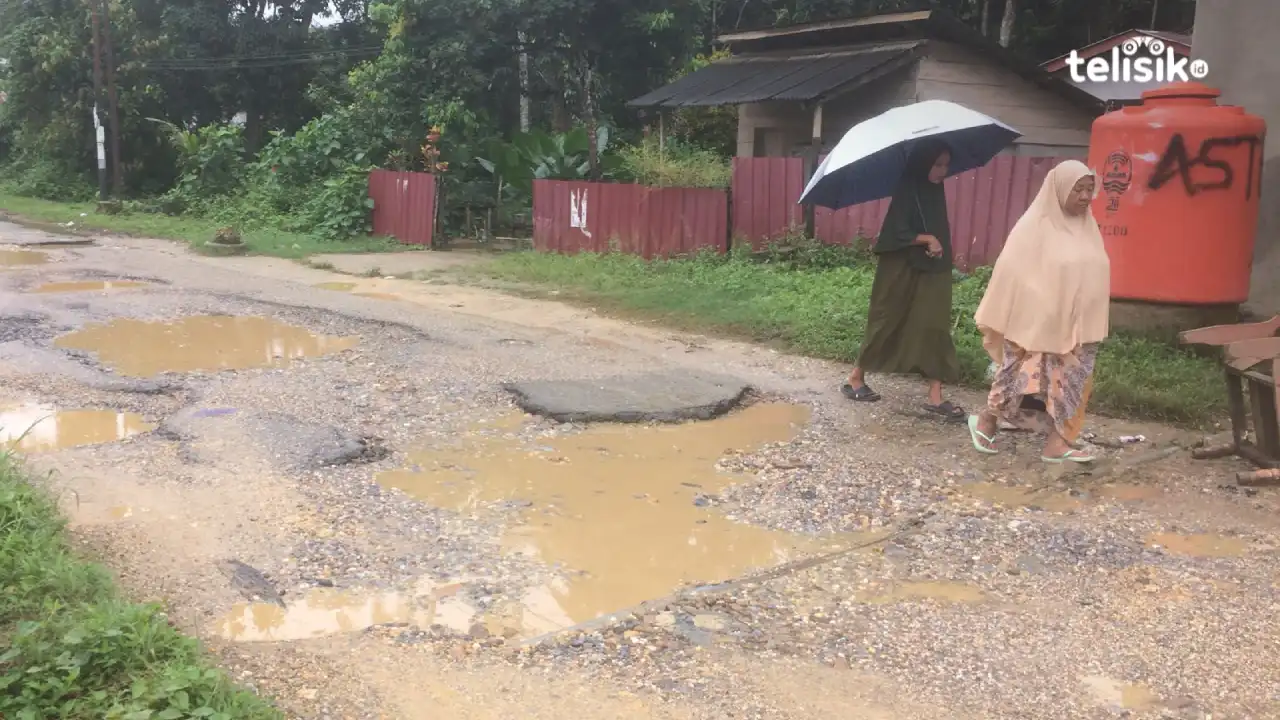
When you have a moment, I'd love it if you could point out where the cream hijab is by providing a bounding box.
[974,160,1110,358]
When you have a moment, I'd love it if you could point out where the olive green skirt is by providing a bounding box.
[856,250,961,384]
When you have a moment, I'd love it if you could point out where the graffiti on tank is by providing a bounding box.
[1147,133,1264,198]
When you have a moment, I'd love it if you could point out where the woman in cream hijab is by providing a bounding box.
[967,160,1111,463]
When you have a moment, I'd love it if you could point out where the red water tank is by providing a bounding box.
[1088,82,1266,304]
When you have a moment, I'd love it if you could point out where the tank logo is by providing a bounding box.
[1101,150,1132,212]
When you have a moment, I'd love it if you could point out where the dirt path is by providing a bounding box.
[2,224,1279,719]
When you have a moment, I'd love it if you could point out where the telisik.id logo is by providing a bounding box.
[1065,35,1209,83]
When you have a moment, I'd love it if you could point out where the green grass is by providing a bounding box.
[0,453,281,719]
[476,248,1226,426]
[0,192,403,259]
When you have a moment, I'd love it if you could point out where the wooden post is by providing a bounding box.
[803,102,823,238]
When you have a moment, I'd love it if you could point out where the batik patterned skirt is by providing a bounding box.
[987,340,1098,441]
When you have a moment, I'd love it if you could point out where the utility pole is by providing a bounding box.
[99,0,122,198]
[89,1,108,202]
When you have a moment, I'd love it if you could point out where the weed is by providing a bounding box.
[477,249,1225,426]
[0,453,280,718]
[615,138,731,189]
[0,193,400,260]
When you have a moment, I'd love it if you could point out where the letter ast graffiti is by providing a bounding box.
[1101,150,1132,212]
[1148,133,1263,199]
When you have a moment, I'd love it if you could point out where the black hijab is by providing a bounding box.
[872,139,953,273]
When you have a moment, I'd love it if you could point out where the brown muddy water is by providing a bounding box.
[856,580,986,605]
[0,249,49,266]
[53,316,358,376]
[376,403,846,631]
[32,280,148,293]
[1146,532,1248,557]
[0,402,155,452]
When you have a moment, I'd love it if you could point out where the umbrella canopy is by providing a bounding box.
[799,100,1020,210]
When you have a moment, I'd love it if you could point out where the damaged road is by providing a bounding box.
[2,222,1279,719]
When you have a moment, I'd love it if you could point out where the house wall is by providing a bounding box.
[735,45,1094,158]
[1192,0,1280,314]
[735,64,917,157]
[915,41,1094,153]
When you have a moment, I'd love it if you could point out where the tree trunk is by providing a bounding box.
[998,0,1015,47]
[517,31,530,132]
[980,0,990,36]
[582,58,598,179]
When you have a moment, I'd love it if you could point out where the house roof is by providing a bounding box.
[628,8,1103,114]
[1042,28,1192,73]
[627,42,922,108]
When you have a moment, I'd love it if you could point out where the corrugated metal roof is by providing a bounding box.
[628,43,920,108]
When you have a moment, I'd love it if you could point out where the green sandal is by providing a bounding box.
[1041,449,1096,464]
[967,415,998,455]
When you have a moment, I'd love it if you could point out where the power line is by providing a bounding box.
[146,45,385,65]
[139,46,383,70]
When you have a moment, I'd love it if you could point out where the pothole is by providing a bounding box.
[216,579,493,643]
[854,580,985,605]
[1146,532,1248,557]
[377,403,845,631]
[0,249,49,266]
[53,316,359,376]
[31,280,149,293]
[0,314,62,343]
[0,402,155,452]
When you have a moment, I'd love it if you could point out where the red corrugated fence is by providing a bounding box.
[532,180,728,258]
[730,154,1066,269]
[368,169,436,245]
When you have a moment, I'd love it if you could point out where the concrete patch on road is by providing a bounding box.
[503,372,752,423]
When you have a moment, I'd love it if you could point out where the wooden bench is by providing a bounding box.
[1180,315,1280,486]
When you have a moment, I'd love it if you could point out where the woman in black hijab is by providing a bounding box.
[841,139,964,421]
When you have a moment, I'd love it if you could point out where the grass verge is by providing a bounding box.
[0,192,402,259]
[476,249,1225,426]
[0,453,280,719]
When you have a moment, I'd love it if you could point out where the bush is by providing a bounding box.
[0,158,95,203]
[616,138,731,188]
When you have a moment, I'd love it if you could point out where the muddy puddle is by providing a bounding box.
[53,316,358,376]
[0,249,49,266]
[216,578,522,642]
[0,402,155,452]
[218,587,434,642]
[961,481,1162,512]
[378,403,846,629]
[32,280,147,293]
[856,580,985,605]
[1147,532,1248,557]
[1081,676,1158,710]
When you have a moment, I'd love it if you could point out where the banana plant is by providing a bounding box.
[476,126,620,202]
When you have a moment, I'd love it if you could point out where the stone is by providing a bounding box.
[691,613,728,631]
[502,372,751,424]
